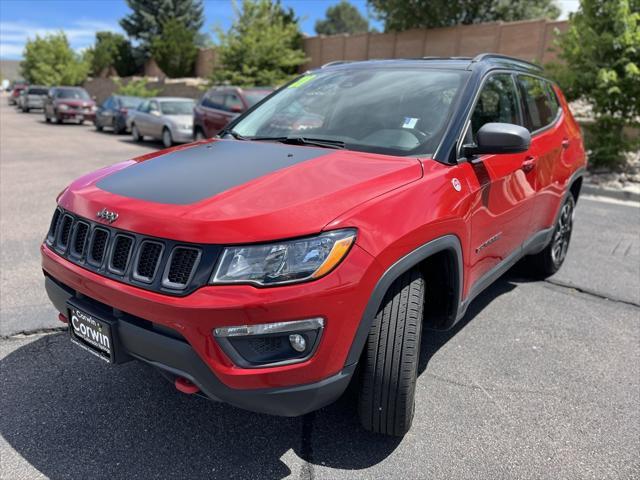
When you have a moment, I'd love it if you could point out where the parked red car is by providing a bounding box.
[193,86,272,139]
[8,84,27,105]
[42,55,585,436]
[44,87,96,124]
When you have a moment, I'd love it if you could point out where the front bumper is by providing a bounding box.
[57,111,96,121]
[45,275,354,416]
[172,128,194,143]
[42,241,380,407]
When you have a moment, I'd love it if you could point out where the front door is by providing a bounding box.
[465,73,537,288]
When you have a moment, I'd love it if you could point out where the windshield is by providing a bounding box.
[28,88,48,95]
[120,96,142,108]
[160,100,194,115]
[244,90,271,107]
[57,89,90,100]
[232,67,468,156]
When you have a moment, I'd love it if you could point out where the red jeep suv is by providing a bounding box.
[42,55,585,436]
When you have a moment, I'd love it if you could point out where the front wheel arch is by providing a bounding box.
[345,234,463,367]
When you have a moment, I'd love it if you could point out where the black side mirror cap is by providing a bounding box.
[463,122,531,157]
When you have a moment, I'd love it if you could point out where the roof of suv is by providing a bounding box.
[320,53,543,75]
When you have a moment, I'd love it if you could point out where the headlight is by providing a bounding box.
[211,229,356,286]
[58,104,69,111]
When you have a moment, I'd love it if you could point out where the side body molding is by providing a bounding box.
[345,234,463,367]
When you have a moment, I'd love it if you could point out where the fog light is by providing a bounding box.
[289,334,307,352]
[213,318,324,367]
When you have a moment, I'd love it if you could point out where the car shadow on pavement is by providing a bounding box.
[0,276,517,479]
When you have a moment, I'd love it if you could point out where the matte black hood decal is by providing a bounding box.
[96,140,329,205]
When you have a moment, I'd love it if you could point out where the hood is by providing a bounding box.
[55,99,95,107]
[59,140,422,243]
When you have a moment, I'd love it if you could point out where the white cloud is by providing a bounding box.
[0,20,122,59]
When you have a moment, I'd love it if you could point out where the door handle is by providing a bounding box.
[562,138,570,149]
[522,156,537,173]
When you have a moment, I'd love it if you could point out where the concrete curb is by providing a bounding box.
[582,183,640,203]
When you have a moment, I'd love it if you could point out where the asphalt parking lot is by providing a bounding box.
[1,99,639,479]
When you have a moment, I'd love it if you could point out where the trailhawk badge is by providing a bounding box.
[96,208,118,224]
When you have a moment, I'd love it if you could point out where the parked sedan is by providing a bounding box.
[19,85,49,112]
[193,86,273,139]
[128,97,195,148]
[44,87,96,124]
[95,95,143,134]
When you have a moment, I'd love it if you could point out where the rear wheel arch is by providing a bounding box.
[345,234,464,367]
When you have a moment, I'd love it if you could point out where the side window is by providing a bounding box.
[225,94,244,111]
[545,82,560,118]
[203,93,225,110]
[471,74,520,140]
[517,75,556,131]
[139,100,149,112]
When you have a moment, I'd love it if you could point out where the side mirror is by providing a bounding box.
[463,122,531,157]
[150,109,161,116]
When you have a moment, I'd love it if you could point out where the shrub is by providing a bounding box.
[113,78,160,97]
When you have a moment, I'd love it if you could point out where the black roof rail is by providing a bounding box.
[471,53,543,71]
[420,56,473,61]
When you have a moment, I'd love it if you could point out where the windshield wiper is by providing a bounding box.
[249,136,346,149]
[217,128,248,140]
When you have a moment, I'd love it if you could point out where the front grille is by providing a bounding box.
[57,215,73,250]
[165,248,200,287]
[45,207,219,296]
[71,222,89,257]
[109,235,133,273]
[89,229,109,265]
[134,241,163,282]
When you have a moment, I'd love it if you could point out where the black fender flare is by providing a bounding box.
[344,234,464,367]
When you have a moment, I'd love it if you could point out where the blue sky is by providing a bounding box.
[0,0,579,60]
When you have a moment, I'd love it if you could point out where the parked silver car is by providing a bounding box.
[19,85,49,112]
[127,97,195,148]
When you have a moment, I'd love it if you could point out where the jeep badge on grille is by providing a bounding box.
[96,208,118,224]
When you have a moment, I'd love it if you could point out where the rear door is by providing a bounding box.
[465,72,537,287]
[516,75,566,236]
[97,97,113,127]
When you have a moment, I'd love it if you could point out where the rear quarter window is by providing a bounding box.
[517,75,558,131]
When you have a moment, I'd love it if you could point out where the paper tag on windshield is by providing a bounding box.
[402,117,419,129]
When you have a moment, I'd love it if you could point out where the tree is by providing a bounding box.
[20,32,90,86]
[212,0,307,87]
[90,32,138,77]
[550,0,639,169]
[150,19,198,77]
[315,1,369,35]
[120,0,205,55]
[367,0,560,31]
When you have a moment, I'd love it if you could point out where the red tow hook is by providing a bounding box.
[58,313,68,324]
[175,377,200,395]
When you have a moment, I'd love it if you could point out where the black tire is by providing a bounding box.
[522,195,575,279]
[358,269,424,436]
[162,127,173,148]
[194,128,205,141]
[131,124,142,142]
[22,107,29,113]
[95,122,103,131]
[45,114,50,123]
